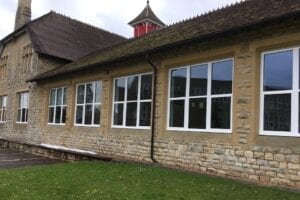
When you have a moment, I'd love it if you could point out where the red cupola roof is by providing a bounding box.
[129,1,165,38]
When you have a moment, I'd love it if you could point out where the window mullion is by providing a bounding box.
[123,78,128,127]
[92,83,96,125]
[184,67,190,129]
[137,75,141,127]
[292,48,299,134]
[207,63,212,131]
[82,84,86,125]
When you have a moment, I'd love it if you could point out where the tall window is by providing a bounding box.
[168,59,233,132]
[112,73,152,128]
[49,87,68,125]
[0,96,7,123]
[17,92,29,123]
[261,47,300,136]
[75,81,102,126]
[21,43,32,73]
[0,55,8,79]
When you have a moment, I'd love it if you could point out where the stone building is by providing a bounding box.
[1,0,300,189]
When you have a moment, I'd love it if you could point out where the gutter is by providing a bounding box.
[146,53,158,163]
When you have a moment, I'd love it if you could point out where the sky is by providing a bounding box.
[0,0,241,39]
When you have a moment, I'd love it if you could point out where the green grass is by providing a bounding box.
[0,162,299,200]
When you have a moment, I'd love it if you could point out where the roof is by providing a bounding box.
[128,1,165,27]
[1,11,127,61]
[31,0,300,82]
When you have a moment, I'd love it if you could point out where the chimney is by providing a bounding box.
[14,0,32,30]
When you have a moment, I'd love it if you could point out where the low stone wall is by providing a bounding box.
[1,137,300,190]
[154,139,300,189]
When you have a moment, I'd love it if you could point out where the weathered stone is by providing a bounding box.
[244,151,253,158]
[265,153,274,161]
[274,154,286,162]
[286,155,300,164]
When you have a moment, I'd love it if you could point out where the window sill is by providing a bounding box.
[167,127,232,134]
[112,126,151,130]
[16,122,28,125]
[47,123,66,126]
[260,131,300,137]
[74,124,100,128]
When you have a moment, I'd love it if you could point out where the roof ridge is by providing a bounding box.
[46,11,127,40]
[165,0,247,28]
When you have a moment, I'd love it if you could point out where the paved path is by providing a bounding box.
[0,147,63,169]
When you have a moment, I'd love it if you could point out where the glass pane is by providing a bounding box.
[3,96,6,107]
[264,50,293,91]
[50,90,56,106]
[127,76,139,101]
[0,97,2,107]
[113,103,123,125]
[56,88,63,106]
[264,94,291,131]
[126,102,137,126]
[86,83,94,103]
[18,94,22,108]
[212,60,233,94]
[17,109,21,122]
[189,98,206,129]
[140,102,151,126]
[2,110,5,121]
[55,106,61,123]
[62,107,66,124]
[141,74,152,100]
[114,78,125,101]
[22,93,29,108]
[95,82,102,103]
[76,106,83,124]
[94,105,101,125]
[190,65,208,96]
[77,85,85,104]
[22,108,27,122]
[211,97,231,129]
[48,107,54,123]
[63,88,68,105]
[169,100,185,127]
[84,105,93,125]
[170,68,187,98]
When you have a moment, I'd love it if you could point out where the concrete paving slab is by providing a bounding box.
[0,147,63,169]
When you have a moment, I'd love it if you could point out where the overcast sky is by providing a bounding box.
[0,0,241,39]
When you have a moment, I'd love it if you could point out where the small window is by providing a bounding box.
[17,92,29,123]
[21,43,33,73]
[0,96,7,123]
[168,59,233,133]
[112,73,153,129]
[75,81,102,126]
[48,87,68,125]
[0,55,8,79]
[261,48,300,136]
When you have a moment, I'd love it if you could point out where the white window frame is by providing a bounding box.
[260,47,300,137]
[17,92,29,124]
[74,81,102,127]
[48,87,68,125]
[112,72,153,129]
[0,96,7,123]
[167,58,234,133]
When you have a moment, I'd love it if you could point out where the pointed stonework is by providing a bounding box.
[129,1,165,38]
[15,0,32,30]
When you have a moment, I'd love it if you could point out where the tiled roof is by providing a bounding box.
[31,0,300,81]
[128,2,165,26]
[1,11,127,61]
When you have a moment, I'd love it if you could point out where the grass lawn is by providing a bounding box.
[0,162,299,200]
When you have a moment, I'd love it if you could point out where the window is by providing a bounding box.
[21,43,32,73]
[0,55,8,79]
[75,81,102,126]
[17,92,29,123]
[112,73,152,128]
[168,59,233,133]
[48,87,68,125]
[0,96,7,123]
[260,47,300,136]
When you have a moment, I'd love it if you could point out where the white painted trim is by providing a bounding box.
[48,87,68,125]
[167,58,234,133]
[111,72,153,129]
[0,95,7,123]
[260,47,300,137]
[16,92,29,123]
[74,81,102,127]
